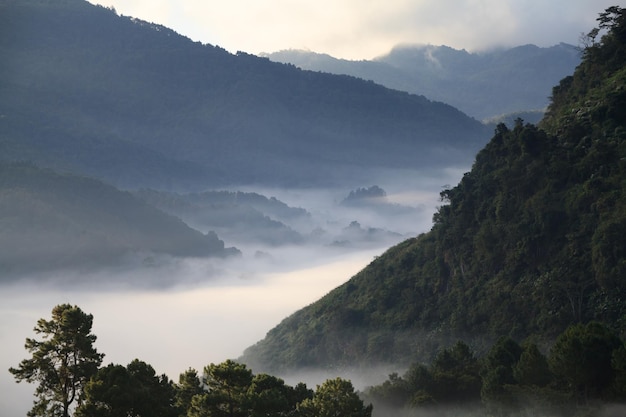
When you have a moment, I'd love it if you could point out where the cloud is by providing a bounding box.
[89,0,618,59]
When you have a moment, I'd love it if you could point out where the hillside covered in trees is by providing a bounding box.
[0,0,488,189]
[241,6,626,373]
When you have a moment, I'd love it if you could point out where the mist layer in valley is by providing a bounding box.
[1,166,465,417]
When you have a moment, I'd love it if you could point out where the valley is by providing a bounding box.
[2,1,625,416]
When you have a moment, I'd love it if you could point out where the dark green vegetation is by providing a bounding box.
[11,305,373,417]
[264,43,581,121]
[241,6,626,375]
[11,305,626,417]
[364,323,626,416]
[0,0,488,189]
[0,163,238,280]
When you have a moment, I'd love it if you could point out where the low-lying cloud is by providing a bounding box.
[1,166,465,417]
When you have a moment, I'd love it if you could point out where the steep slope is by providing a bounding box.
[0,0,488,189]
[0,163,239,281]
[264,44,581,121]
[241,7,626,372]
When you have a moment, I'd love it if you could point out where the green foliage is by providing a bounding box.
[513,342,552,388]
[549,322,622,402]
[365,341,481,409]
[175,369,204,417]
[76,360,177,417]
[9,304,104,417]
[297,377,372,417]
[368,325,626,416]
[480,337,523,408]
[430,341,482,403]
[188,360,314,417]
[12,306,626,416]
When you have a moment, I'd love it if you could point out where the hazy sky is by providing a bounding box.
[87,0,620,59]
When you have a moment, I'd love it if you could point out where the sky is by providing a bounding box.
[88,0,622,60]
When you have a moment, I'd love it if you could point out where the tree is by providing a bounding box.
[9,304,104,417]
[189,360,253,417]
[364,372,413,408]
[513,342,552,388]
[480,337,522,412]
[549,322,622,403]
[430,341,481,403]
[75,359,177,417]
[175,368,204,417]
[246,373,295,417]
[297,377,372,417]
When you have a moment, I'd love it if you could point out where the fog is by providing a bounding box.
[0,248,381,416]
[0,167,464,417]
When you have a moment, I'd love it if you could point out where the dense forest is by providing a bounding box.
[241,6,626,376]
[0,0,489,189]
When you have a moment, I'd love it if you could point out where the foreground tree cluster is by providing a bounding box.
[9,304,373,417]
[365,322,626,416]
[10,305,626,417]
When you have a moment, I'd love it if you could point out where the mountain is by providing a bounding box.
[134,189,309,246]
[0,0,489,190]
[241,8,626,373]
[263,43,581,121]
[0,162,239,281]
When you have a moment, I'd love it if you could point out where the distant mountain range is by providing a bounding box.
[0,0,489,190]
[263,44,581,121]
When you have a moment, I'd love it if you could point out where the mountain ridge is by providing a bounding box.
[263,43,581,121]
[0,0,489,190]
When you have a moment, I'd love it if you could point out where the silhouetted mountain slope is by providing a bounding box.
[0,0,488,189]
[0,163,239,280]
[241,8,626,372]
[264,44,581,121]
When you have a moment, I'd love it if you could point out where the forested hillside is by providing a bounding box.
[0,163,238,280]
[241,7,626,372]
[0,0,488,189]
